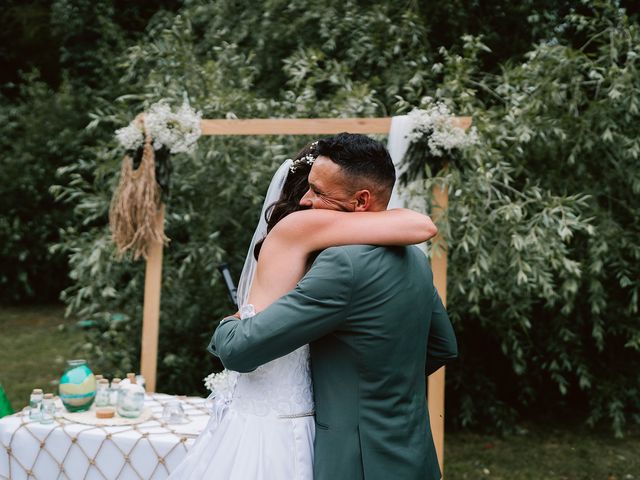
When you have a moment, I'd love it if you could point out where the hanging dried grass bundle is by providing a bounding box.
[109,115,168,260]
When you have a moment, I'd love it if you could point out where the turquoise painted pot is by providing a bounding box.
[59,359,96,412]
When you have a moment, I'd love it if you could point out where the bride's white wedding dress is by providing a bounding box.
[168,343,315,479]
[169,160,314,479]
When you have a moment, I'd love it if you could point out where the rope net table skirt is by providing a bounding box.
[0,394,211,479]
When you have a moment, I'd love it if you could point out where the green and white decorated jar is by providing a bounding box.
[58,359,96,412]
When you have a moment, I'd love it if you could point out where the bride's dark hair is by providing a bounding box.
[253,142,317,259]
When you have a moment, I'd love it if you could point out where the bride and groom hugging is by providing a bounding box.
[169,133,458,480]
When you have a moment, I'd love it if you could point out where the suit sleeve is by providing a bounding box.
[425,288,458,376]
[209,247,354,372]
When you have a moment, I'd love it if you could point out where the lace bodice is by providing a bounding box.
[232,345,314,417]
[211,305,314,418]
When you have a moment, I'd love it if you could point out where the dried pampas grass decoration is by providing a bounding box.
[109,114,168,260]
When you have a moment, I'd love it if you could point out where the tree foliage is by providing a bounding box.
[0,0,181,304]
[408,3,639,435]
[0,76,86,302]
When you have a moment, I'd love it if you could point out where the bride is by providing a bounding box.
[168,140,437,479]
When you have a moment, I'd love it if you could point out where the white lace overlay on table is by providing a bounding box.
[209,304,314,420]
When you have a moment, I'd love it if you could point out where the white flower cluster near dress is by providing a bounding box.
[406,97,478,156]
[115,100,202,154]
[203,369,236,402]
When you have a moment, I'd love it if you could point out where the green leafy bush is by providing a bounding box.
[0,0,181,303]
[0,76,87,303]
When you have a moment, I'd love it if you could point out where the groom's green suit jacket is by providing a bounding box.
[211,245,458,480]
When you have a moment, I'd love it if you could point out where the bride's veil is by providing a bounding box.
[236,159,294,309]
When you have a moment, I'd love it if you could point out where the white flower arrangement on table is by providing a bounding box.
[115,99,202,154]
[406,98,478,159]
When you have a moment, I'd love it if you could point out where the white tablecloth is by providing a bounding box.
[0,394,211,479]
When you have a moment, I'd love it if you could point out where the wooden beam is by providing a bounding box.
[140,205,164,393]
[201,118,391,135]
[201,117,471,136]
[429,177,449,475]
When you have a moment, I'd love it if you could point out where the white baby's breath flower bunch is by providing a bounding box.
[203,369,236,401]
[145,101,202,154]
[115,122,144,151]
[406,97,478,157]
[115,100,202,154]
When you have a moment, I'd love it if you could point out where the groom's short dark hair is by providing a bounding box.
[316,133,396,203]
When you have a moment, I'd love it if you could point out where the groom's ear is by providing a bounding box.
[352,189,372,211]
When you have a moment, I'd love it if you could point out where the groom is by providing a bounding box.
[211,133,457,480]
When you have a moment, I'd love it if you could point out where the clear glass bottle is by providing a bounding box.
[109,378,121,406]
[29,389,43,421]
[40,393,55,424]
[117,373,145,418]
[95,379,110,407]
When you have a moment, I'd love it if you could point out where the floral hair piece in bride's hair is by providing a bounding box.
[289,141,319,173]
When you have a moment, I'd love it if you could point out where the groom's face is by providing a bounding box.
[299,156,357,212]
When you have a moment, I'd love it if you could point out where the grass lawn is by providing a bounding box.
[0,305,90,411]
[1,306,639,479]
[446,428,640,479]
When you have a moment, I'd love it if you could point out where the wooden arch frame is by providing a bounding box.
[139,116,472,472]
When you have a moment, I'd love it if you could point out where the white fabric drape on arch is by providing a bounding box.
[386,115,413,210]
[386,115,431,255]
